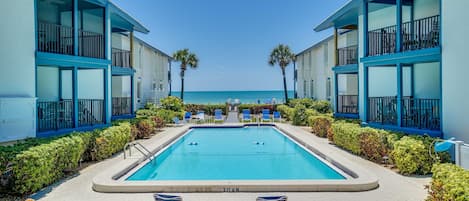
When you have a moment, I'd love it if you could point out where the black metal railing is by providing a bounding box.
[368,25,397,56]
[78,99,104,126]
[112,48,132,68]
[337,45,358,66]
[402,15,440,52]
[37,22,74,55]
[337,95,358,114]
[402,98,440,130]
[368,96,398,125]
[37,100,74,132]
[79,30,105,59]
[112,97,132,116]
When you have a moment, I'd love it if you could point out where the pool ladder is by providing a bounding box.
[123,142,155,163]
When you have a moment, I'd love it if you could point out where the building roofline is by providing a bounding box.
[108,1,150,34]
[314,0,359,32]
[296,35,334,57]
[133,37,173,60]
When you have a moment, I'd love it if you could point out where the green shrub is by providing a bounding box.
[131,119,155,140]
[152,116,165,130]
[276,105,293,120]
[426,163,469,201]
[136,109,157,119]
[238,104,275,114]
[185,104,227,115]
[292,104,308,126]
[391,136,433,175]
[288,98,315,109]
[155,109,183,123]
[160,96,184,112]
[92,123,132,161]
[308,115,333,138]
[12,134,88,194]
[359,128,390,163]
[331,122,363,154]
[312,100,332,114]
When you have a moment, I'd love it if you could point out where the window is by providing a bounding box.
[310,80,314,98]
[152,81,157,91]
[137,80,142,99]
[303,80,307,97]
[326,77,331,100]
[158,80,163,91]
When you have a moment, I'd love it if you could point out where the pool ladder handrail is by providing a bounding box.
[123,142,155,163]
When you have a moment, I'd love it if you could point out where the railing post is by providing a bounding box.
[363,0,369,57]
[73,67,79,128]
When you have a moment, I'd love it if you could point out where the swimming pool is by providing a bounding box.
[127,126,345,181]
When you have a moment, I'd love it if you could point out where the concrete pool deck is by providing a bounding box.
[34,123,431,201]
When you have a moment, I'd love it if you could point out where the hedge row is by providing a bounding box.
[4,122,132,195]
[426,163,469,201]
[238,104,276,114]
[185,104,228,115]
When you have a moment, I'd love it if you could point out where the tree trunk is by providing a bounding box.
[282,67,288,104]
[180,70,185,101]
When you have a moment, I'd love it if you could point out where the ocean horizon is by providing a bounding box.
[170,90,294,104]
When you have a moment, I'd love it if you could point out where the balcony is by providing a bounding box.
[367,15,440,57]
[112,97,132,116]
[337,95,358,114]
[368,96,440,130]
[112,48,132,68]
[78,99,105,126]
[37,22,74,55]
[337,45,358,66]
[79,30,105,59]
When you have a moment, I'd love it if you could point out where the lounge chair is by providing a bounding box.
[262,109,271,122]
[273,111,281,122]
[172,117,183,126]
[242,109,251,122]
[256,195,287,201]
[154,193,182,201]
[196,111,205,123]
[214,109,224,123]
[184,111,192,123]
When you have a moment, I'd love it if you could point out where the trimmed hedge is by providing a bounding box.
[238,104,275,114]
[390,136,433,175]
[12,133,90,194]
[288,98,331,114]
[426,163,469,201]
[184,104,228,115]
[308,115,333,138]
[160,96,184,112]
[331,122,363,154]
[276,105,293,120]
[92,122,132,161]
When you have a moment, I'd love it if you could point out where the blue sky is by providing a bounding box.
[113,0,348,91]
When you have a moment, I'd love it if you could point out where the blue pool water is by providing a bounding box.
[126,127,345,180]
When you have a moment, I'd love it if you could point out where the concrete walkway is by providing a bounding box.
[33,124,430,201]
[225,111,240,123]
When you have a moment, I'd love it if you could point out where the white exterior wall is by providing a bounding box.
[0,1,37,142]
[133,39,170,109]
[296,37,335,106]
[441,0,469,142]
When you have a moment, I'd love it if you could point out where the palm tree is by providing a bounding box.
[268,44,295,103]
[172,49,198,101]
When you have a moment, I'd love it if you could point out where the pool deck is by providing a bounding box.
[33,123,430,201]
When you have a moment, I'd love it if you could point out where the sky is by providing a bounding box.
[113,0,349,91]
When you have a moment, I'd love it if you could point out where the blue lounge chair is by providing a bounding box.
[242,109,251,122]
[262,109,271,122]
[172,117,183,126]
[214,109,224,122]
[184,111,192,123]
[273,111,281,122]
[154,194,182,201]
[256,195,287,201]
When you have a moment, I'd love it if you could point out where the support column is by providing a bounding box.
[73,67,79,128]
[334,72,339,113]
[168,59,172,96]
[334,28,339,66]
[103,68,109,123]
[363,65,369,122]
[397,63,403,127]
[131,75,135,114]
[363,0,369,56]
[104,3,111,123]
[73,0,79,56]
[293,60,297,98]
[130,31,134,66]
[396,0,402,52]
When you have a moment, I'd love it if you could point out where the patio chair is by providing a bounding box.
[154,193,182,201]
[196,111,205,123]
[262,109,271,122]
[256,195,287,201]
[242,109,251,122]
[172,117,183,126]
[273,111,281,122]
[214,109,224,123]
[184,111,192,123]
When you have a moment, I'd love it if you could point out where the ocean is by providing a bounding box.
[170,90,294,104]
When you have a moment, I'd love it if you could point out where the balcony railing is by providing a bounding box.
[402,15,440,52]
[79,30,105,59]
[37,22,74,55]
[337,95,358,114]
[337,45,358,66]
[368,96,398,125]
[401,98,440,130]
[112,48,132,68]
[368,25,397,56]
[112,97,132,116]
[37,100,74,132]
[78,99,105,126]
